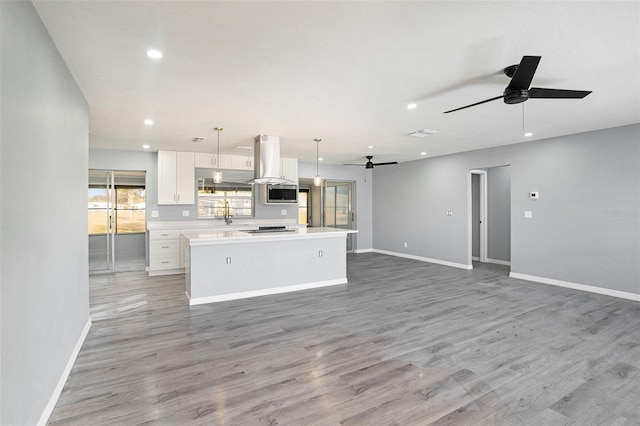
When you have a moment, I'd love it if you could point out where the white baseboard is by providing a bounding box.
[486,258,511,266]
[38,317,92,426]
[354,248,374,254]
[509,272,640,302]
[372,249,472,270]
[188,278,348,305]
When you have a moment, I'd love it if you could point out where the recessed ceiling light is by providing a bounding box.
[407,103,417,110]
[142,144,150,149]
[319,157,324,161]
[420,152,427,156]
[524,132,533,137]
[368,145,374,149]
[144,119,154,126]
[146,49,163,59]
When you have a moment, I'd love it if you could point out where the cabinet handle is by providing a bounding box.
[161,261,170,264]
[161,246,169,249]
[177,194,180,202]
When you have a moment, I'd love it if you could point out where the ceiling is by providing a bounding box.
[33,1,639,165]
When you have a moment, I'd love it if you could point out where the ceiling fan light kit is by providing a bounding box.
[443,55,592,114]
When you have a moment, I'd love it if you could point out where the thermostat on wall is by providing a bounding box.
[530,191,539,200]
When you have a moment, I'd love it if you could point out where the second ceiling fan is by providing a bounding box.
[344,155,398,169]
[443,56,592,114]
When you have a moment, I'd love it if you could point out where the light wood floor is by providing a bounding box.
[49,253,640,425]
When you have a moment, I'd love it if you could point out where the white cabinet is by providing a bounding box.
[194,153,214,169]
[281,157,298,182]
[195,153,236,170]
[158,151,195,205]
[231,155,253,170]
[148,230,182,275]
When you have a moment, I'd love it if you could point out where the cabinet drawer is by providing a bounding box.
[150,239,179,255]
[149,230,180,240]
[150,256,180,270]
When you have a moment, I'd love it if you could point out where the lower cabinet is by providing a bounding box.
[148,230,184,276]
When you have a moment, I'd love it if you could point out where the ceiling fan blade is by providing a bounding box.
[528,87,592,99]
[372,162,398,166]
[343,163,365,166]
[507,55,541,90]
[443,95,503,114]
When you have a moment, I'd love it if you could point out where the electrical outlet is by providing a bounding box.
[151,210,159,218]
[404,242,408,248]
[446,210,454,216]
[524,211,533,219]
[281,209,287,216]
[182,210,190,217]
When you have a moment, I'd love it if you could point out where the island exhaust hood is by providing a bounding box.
[250,135,296,185]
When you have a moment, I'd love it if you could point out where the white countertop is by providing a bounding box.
[147,219,304,231]
[182,227,357,246]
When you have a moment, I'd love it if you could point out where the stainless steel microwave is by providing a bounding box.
[262,184,298,204]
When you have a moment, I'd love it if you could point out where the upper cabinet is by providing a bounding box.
[281,157,298,183]
[158,151,195,205]
[194,153,232,169]
[230,155,253,170]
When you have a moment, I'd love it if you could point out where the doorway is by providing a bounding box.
[88,170,147,274]
[299,179,357,252]
[468,166,511,270]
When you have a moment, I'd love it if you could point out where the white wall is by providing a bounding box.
[1,2,90,424]
[373,125,640,295]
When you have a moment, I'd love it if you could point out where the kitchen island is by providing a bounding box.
[181,227,357,305]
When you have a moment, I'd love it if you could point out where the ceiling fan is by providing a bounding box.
[443,56,592,114]
[344,155,398,169]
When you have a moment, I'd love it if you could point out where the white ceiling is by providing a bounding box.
[33,1,639,165]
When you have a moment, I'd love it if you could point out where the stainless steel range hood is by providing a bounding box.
[249,135,296,185]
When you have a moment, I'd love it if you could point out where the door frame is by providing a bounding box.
[468,169,487,266]
[88,169,116,274]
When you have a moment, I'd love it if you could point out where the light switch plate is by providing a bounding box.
[151,210,159,218]
[182,210,190,217]
[524,211,533,219]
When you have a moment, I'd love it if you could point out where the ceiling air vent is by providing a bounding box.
[409,129,439,137]
[192,137,205,143]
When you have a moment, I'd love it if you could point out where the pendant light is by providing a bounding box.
[314,138,322,186]
[213,127,223,183]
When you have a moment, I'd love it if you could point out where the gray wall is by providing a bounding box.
[1,2,90,424]
[298,161,373,251]
[487,165,511,262]
[373,125,640,295]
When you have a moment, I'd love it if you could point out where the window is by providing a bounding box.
[197,177,253,219]
[88,186,146,234]
[298,189,309,225]
[115,187,146,233]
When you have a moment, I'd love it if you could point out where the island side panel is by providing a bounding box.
[188,235,347,303]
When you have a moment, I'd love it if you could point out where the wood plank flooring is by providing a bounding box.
[48,253,640,425]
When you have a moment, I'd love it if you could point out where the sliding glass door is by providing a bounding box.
[324,181,355,251]
[88,170,115,273]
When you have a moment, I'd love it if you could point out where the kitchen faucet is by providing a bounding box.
[224,201,233,225]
